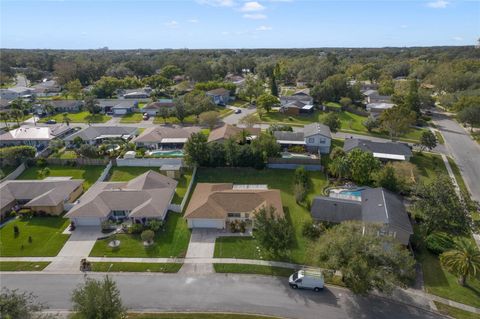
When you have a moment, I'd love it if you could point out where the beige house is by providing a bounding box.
[184,183,284,229]
[66,170,177,226]
[207,124,261,143]
[0,179,84,218]
[132,126,200,150]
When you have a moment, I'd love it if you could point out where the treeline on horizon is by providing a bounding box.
[1,46,479,110]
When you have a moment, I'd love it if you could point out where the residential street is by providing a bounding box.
[0,273,443,319]
[432,110,480,203]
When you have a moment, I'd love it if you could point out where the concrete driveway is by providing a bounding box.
[180,229,219,274]
[43,227,102,273]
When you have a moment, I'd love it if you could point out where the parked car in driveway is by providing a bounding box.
[289,269,324,292]
[46,119,57,124]
[143,113,149,120]
[234,109,242,114]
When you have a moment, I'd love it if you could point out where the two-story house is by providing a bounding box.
[273,123,332,154]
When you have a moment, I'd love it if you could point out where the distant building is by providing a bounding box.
[206,88,230,106]
[208,124,260,143]
[280,90,314,115]
[142,99,175,116]
[64,126,138,145]
[0,125,74,149]
[97,99,138,115]
[132,126,200,150]
[0,87,34,100]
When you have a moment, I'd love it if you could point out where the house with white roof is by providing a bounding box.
[0,125,74,149]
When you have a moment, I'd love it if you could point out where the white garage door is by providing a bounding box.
[188,219,224,229]
[74,217,101,226]
[114,109,127,115]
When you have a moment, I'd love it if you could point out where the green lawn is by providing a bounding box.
[214,263,293,277]
[197,168,328,265]
[89,213,190,258]
[107,167,193,205]
[416,240,480,308]
[0,261,50,271]
[38,111,111,123]
[17,165,104,191]
[447,157,469,195]
[0,217,70,257]
[90,262,182,273]
[128,314,281,319]
[229,99,249,107]
[120,113,144,123]
[48,148,78,159]
[410,152,448,184]
[434,302,480,319]
[260,110,425,142]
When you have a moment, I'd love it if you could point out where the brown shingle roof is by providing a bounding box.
[184,183,284,219]
[132,126,200,144]
[207,124,261,143]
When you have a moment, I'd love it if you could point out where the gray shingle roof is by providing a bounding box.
[311,187,413,245]
[273,131,304,142]
[64,126,137,141]
[344,138,412,157]
[304,123,332,139]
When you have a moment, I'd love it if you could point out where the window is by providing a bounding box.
[112,210,127,217]
[244,213,250,219]
[308,137,315,143]
[227,213,241,218]
[320,138,326,144]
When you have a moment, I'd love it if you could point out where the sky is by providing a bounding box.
[0,0,479,49]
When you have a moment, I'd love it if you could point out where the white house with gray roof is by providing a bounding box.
[344,138,412,161]
[64,126,138,145]
[311,187,413,245]
[273,123,331,154]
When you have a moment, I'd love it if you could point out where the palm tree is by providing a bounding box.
[9,109,23,126]
[0,112,10,128]
[328,156,350,180]
[62,112,71,126]
[440,238,480,286]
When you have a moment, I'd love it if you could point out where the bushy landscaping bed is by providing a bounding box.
[38,111,111,123]
[197,167,328,265]
[90,262,182,273]
[0,217,70,257]
[17,165,104,190]
[89,213,190,258]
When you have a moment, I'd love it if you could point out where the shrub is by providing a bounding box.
[229,220,239,233]
[239,221,246,233]
[130,223,144,234]
[101,220,115,231]
[36,158,47,168]
[18,209,33,220]
[13,225,19,236]
[146,219,162,232]
[287,145,305,153]
[28,236,32,243]
[141,230,155,243]
[0,145,36,166]
[302,221,323,240]
[425,232,455,255]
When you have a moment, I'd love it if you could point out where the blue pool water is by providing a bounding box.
[149,150,184,157]
[339,190,363,197]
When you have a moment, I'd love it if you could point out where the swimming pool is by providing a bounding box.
[148,150,184,157]
[281,152,312,159]
[339,190,363,197]
[329,187,366,201]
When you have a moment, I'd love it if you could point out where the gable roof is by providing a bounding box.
[0,179,83,211]
[304,123,332,139]
[97,99,137,108]
[143,99,175,109]
[343,138,412,158]
[208,124,260,143]
[185,183,284,219]
[43,100,83,109]
[66,170,177,219]
[273,131,305,142]
[311,187,413,244]
[64,126,137,141]
[0,125,71,142]
[132,126,200,144]
[206,88,230,96]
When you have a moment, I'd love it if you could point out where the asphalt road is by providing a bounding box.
[432,111,480,203]
[0,273,443,319]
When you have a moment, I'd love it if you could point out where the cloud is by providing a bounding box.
[240,1,265,12]
[188,19,199,23]
[243,13,267,19]
[453,36,463,41]
[426,0,449,9]
[164,20,179,28]
[256,25,272,31]
[197,0,236,7]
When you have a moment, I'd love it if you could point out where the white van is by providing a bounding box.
[289,269,324,292]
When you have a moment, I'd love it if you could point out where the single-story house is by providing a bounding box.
[311,187,413,245]
[32,80,61,96]
[0,125,74,149]
[208,124,261,143]
[344,138,412,161]
[64,126,138,145]
[0,179,84,218]
[66,170,177,226]
[363,89,392,104]
[273,123,332,154]
[184,183,284,229]
[280,90,314,105]
[280,100,314,116]
[132,126,200,150]
[36,100,83,115]
[119,88,152,99]
[366,102,395,117]
[0,87,35,100]
[97,99,138,115]
[142,99,175,116]
[225,74,245,86]
[206,88,230,106]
